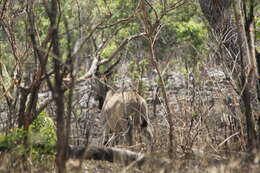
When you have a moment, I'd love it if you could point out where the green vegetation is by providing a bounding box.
[0,0,259,172]
[0,112,56,167]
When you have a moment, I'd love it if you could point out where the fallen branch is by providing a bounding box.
[68,145,172,172]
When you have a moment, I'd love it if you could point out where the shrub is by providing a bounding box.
[0,111,57,170]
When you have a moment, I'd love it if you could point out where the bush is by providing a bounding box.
[28,111,57,160]
[0,111,57,169]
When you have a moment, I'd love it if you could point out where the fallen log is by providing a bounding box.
[68,145,172,172]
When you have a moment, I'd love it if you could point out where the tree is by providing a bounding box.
[198,0,260,150]
[2,0,234,171]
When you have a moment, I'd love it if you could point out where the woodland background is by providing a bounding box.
[0,0,260,172]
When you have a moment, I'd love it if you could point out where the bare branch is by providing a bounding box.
[71,23,102,57]
[0,0,8,19]
[144,0,159,21]
[97,13,135,30]
[163,0,186,15]
[77,32,146,81]
[99,32,146,65]
[35,98,53,118]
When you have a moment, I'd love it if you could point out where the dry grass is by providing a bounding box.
[0,67,259,173]
[64,70,259,173]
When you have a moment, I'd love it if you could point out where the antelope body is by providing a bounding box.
[101,90,153,148]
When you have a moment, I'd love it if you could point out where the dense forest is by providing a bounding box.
[0,0,259,172]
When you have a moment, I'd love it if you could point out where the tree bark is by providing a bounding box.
[198,0,259,150]
[233,0,258,149]
[45,0,67,172]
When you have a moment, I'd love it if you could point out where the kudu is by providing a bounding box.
[92,77,109,109]
[101,90,153,149]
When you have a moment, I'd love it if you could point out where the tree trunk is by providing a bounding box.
[233,0,258,149]
[46,0,67,172]
[198,0,259,150]
[53,27,67,173]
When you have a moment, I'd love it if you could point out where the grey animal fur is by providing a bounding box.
[101,90,153,148]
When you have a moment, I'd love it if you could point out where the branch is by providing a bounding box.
[77,32,146,81]
[99,32,146,65]
[97,13,135,30]
[35,98,53,119]
[0,0,8,19]
[160,0,186,18]
[102,56,122,77]
[68,146,171,171]
[71,23,103,58]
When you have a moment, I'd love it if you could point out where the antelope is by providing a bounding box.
[101,90,153,149]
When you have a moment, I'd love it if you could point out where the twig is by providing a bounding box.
[218,132,240,147]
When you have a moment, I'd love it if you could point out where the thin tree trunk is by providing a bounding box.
[46,0,67,172]
[139,0,176,158]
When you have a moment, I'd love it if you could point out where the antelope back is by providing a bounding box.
[102,91,148,131]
